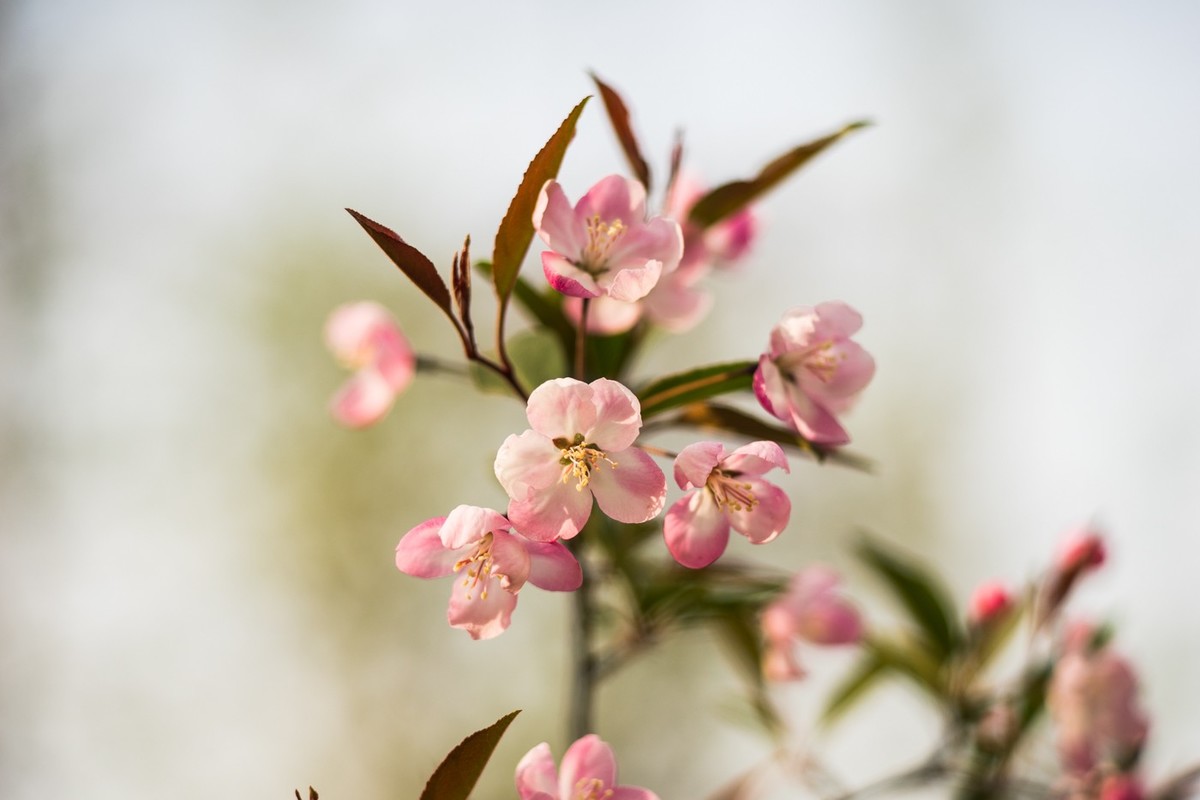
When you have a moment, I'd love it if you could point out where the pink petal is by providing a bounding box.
[523,539,583,591]
[515,742,560,800]
[542,251,602,298]
[810,300,864,339]
[330,368,397,428]
[781,381,850,445]
[763,642,807,682]
[447,573,517,640]
[752,356,787,421]
[395,517,457,578]
[600,259,662,303]
[664,491,731,569]
[801,341,875,412]
[673,441,726,490]
[562,295,644,335]
[727,479,790,545]
[588,447,666,525]
[607,216,683,275]
[494,429,568,503]
[507,481,594,542]
[370,324,416,391]
[705,207,757,264]
[559,735,617,796]
[576,175,645,227]
[524,380,599,441]
[583,378,643,452]
[438,504,511,550]
[721,441,789,476]
[324,301,392,365]
[488,530,533,591]
[533,180,584,257]
[797,597,863,645]
[642,272,713,333]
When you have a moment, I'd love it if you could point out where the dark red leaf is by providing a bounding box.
[346,208,453,318]
[590,72,652,192]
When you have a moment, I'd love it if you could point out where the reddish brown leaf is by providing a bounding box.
[346,208,453,317]
[590,72,652,192]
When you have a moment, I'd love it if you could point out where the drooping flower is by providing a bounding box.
[533,174,682,303]
[1048,638,1150,777]
[516,734,659,800]
[754,302,875,445]
[324,301,416,427]
[663,441,791,569]
[761,565,863,681]
[394,505,581,640]
[494,378,667,542]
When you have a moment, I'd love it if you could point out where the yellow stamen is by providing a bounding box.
[581,214,626,271]
[707,471,757,512]
[559,442,618,491]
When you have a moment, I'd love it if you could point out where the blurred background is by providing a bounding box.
[2,1,1199,797]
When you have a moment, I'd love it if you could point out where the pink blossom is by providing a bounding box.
[664,172,758,274]
[1048,642,1150,776]
[394,505,581,640]
[534,175,682,303]
[495,378,667,542]
[753,302,875,445]
[324,301,415,428]
[1058,527,1108,574]
[761,565,863,681]
[969,580,1014,625]
[663,441,791,569]
[516,734,659,800]
[1099,774,1146,800]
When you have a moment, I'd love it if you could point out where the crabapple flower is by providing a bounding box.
[762,565,863,681]
[494,378,667,542]
[754,302,875,445]
[664,172,758,274]
[969,580,1014,626]
[394,505,581,640]
[663,440,791,569]
[516,734,659,800]
[324,301,415,427]
[1048,640,1150,776]
[534,174,682,302]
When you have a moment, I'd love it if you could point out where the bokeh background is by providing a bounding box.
[3,1,1199,798]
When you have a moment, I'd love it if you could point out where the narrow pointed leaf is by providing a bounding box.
[636,361,756,418]
[667,402,873,470]
[347,209,453,317]
[856,534,963,660]
[821,653,885,725]
[590,72,651,192]
[688,121,871,228]
[419,709,520,800]
[492,97,590,304]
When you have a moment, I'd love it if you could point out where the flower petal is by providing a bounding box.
[324,301,392,365]
[576,175,645,227]
[663,491,730,569]
[533,180,584,257]
[727,478,790,545]
[330,368,397,428]
[447,573,517,640]
[721,441,789,476]
[438,504,511,550]
[523,539,583,591]
[394,516,457,578]
[559,735,617,797]
[542,252,601,298]
[673,441,726,490]
[588,447,666,526]
[562,295,643,335]
[489,530,532,591]
[524,380,598,441]
[583,378,642,452]
[515,742,560,800]
[600,259,662,303]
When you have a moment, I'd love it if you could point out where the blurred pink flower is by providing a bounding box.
[663,441,790,569]
[324,301,415,428]
[761,565,863,681]
[394,505,581,640]
[1058,527,1108,574]
[1099,774,1146,800]
[494,378,667,542]
[516,734,659,800]
[664,172,758,275]
[969,580,1015,625]
[754,302,875,445]
[534,174,682,303]
[1048,641,1150,777]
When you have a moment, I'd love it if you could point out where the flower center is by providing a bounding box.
[572,777,613,800]
[706,471,757,512]
[555,433,617,491]
[581,214,626,272]
[453,532,498,600]
[777,340,845,383]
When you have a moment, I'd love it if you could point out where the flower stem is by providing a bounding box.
[574,298,590,380]
[566,534,596,740]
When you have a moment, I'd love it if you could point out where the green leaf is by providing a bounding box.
[821,652,886,725]
[492,97,590,305]
[347,208,453,318]
[688,121,871,229]
[863,634,944,699]
[419,709,520,800]
[590,72,652,192]
[509,328,568,389]
[856,534,963,660]
[636,362,756,418]
[666,402,873,470]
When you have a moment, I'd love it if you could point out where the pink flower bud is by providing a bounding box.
[969,580,1014,625]
[1100,774,1146,800]
[1058,527,1107,574]
[761,566,863,682]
